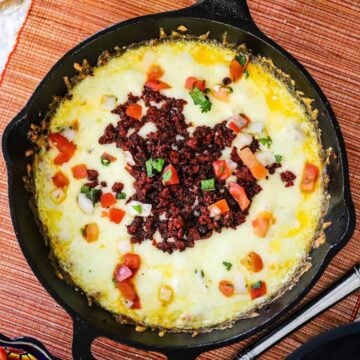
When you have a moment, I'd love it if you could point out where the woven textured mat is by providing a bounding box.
[0,1,359,359]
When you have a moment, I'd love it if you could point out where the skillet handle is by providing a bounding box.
[193,0,254,24]
[72,317,97,360]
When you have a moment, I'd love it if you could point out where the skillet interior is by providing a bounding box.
[2,2,355,358]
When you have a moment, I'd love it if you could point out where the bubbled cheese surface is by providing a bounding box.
[34,40,324,330]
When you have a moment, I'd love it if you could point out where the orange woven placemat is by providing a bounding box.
[0,1,359,359]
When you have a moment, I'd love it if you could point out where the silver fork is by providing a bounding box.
[235,264,360,360]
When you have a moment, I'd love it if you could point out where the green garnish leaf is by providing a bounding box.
[88,188,101,205]
[200,270,205,278]
[116,192,126,200]
[101,158,110,166]
[80,185,90,194]
[252,280,262,289]
[222,261,232,271]
[275,154,283,163]
[145,159,153,177]
[162,169,172,182]
[152,158,165,172]
[235,54,247,66]
[201,178,215,191]
[244,70,250,79]
[259,136,273,148]
[132,204,142,214]
[189,87,212,113]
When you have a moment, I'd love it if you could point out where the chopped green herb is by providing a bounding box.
[244,70,250,79]
[200,270,205,278]
[88,188,101,205]
[116,192,126,200]
[145,159,153,177]
[162,169,172,182]
[132,204,142,214]
[235,54,247,66]
[146,158,165,177]
[275,154,283,163]
[204,88,211,94]
[252,280,262,289]
[201,178,215,191]
[259,136,273,148]
[222,261,232,271]
[101,158,110,166]
[152,158,165,172]
[189,87,212,113]
[227,86,234,93]
[80,185,90,194]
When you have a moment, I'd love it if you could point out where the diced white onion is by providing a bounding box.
[124,299,134,309]
[209,206,221,217]
[234,272,247,294]
[61,127,76,141]
[124,151,135,166]
[227,159,238,171]
[256,151,276,166]
[175,134,185,141]
[152,230,162,243]
[128,201,152,217]
[247,121,264,134]
[159,213,167,221]
[233,133,252,150]
[101,94,117,110]
[77,193,94,214]
[117,240,132,254]
[138,122,158,138]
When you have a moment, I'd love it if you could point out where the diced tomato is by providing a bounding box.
[228,182,250,211]
[212,86,231,102]
[114,264,133,282]
[71,164,88,179]
[300,162,319,193]
[82,223,99,242]
[227,113,250,133]
[147,64,164,81]
[208,199,230,217]
[241,251,264,272]
[229,55,249,82]
[145,80,171,91]
[0,347,6,360]
[250,280,267,300]
[101,152,117,163]
[109,208,126,224]
[117,280,137,301]
[49,132,76,165]
[52,171,69,188]
[162,164,179,185]
[123,253,141,271]
[185,76,206,92]
[126,103,143,120]
[100,192,117,208]
[219,280,234,297]
[238,147,268,179]
[213,160,231,180]
[131,296,141,309]
[252,211,274,237]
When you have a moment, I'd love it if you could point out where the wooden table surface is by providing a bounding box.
[0,0,359,359]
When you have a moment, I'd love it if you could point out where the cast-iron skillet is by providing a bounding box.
[2,0,356,359]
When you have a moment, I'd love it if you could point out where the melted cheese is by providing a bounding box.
[34,40,324,330]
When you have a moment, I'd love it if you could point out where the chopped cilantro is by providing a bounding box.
[101,158,110,166]
[244,70,250,79]
[259,136,273,148]
[146,158,165,177]
[201,178,215,191]
[162,169,172,182]
[235,54,247,66]
[132,204,142,214]
[251,280,262,289]
[80,185,90,194]
[200,270,205,278]
[222,261,232,271]
[275,154,283,163]
[80,185,100,204]
[189,87,212,113]
[116,192,126,200]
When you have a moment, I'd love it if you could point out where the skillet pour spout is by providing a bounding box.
[2,0,355,359]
